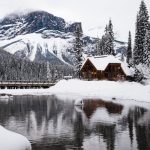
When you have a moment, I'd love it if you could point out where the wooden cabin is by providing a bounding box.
[81,55,131,81]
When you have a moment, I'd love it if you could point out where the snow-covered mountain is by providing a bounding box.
[0,10,81,39]
[0,10,127,65]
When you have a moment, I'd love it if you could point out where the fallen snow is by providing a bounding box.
[87,55,121,71]
[0,125,31,150]
[136,64,150,80]
[0,79,150,103]
[50,80,150,103]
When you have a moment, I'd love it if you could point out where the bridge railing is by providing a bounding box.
[0,80,55,84]
[0,80,56,89]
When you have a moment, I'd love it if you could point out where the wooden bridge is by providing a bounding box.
[0,81,56,89]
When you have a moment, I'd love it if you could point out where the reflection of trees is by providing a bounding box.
[0,96,62,126]
[127,109,134,145]
[126,107,150,150]
[0,95,76,149]
[0,95,74,126]
[73,111,84,149]
[82,100,150,150]
[82,99,122,150]
[1,96,150,150]
[95,124,115,150]
[133,107,150,150]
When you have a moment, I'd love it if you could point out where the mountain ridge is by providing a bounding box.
[0,10,127,65]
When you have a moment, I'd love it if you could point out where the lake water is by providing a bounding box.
[0,95,150,150]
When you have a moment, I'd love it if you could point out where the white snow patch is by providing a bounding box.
[0,125,31,150]
[136,64,150,80]
[89,55,121,70]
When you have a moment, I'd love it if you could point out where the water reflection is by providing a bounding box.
[0,96,150,150]
[82,99,123,121]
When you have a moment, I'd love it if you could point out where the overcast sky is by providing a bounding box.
[0,0,150,41]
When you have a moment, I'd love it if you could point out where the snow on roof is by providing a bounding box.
[81,55,133,76]
[89,55,120,71]
[121,63,134,76]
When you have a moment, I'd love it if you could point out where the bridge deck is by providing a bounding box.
[0,81,55,89]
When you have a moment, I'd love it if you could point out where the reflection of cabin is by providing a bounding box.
[83,99,123,119]
[81,55,132,81]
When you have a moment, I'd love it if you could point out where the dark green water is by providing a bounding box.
[0,95,150,150]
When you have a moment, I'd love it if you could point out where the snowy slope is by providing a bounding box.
[0,32,74,62]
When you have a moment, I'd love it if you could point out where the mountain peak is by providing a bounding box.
[0,10,82,40]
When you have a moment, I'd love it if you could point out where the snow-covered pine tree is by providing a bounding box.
[105,25,108,34]
[108,20,114,40]
[95,38,100,56]
[127,31,132,65]
[74,24,83,78]
[133,0,149,65]
[46,61,52,81]
[95,37,104,56]
[103,34,110,55]
[143,29,150,66]
[102,20,115,55]
[107,19,115,55]
[97,35,105,55]
[105,34,115,55]
[99,38,105,55]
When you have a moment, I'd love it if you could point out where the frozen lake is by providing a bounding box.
[0,95,150,150]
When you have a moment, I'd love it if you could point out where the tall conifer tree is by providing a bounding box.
[133,0,149,65]
[127,31,132,65]
[74,24,83,78]
[143,29,150,66]
[108,19,115,55]
[102,20,115,55]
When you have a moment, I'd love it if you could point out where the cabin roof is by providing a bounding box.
[88,55,120,70]
[81,55,133,76]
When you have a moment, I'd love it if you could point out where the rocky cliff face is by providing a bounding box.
[0,11,82,39]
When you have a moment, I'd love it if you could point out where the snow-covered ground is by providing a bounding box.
[0,79,150,103]
[0,126,31,150]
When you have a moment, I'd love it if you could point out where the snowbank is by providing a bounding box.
[0,88,48,96]
[136,64,150,80]
[50,79,150,102]
[0,79,150,103]
[0,126,31,150]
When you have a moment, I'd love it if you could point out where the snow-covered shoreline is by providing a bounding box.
[0,126,31,150]
[0,79,150,103]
